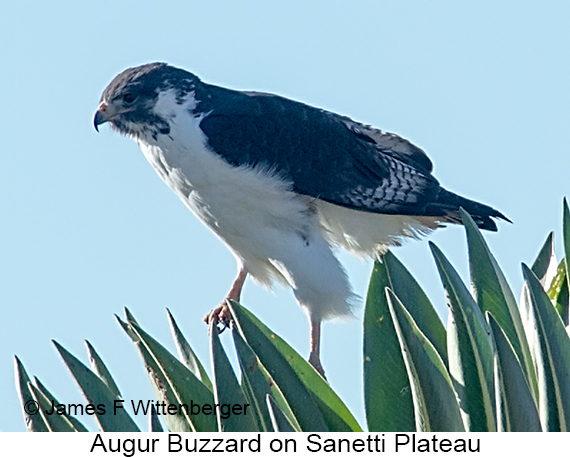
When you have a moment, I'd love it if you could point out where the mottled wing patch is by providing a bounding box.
[329,155,438,215]
[340,117,433,173]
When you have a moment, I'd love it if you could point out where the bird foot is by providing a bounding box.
[308,354,327,380]
[204,300,232,333]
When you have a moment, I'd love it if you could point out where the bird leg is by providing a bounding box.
[308,319,326,379]
[204,267,248,329]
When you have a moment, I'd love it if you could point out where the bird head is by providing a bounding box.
[94,62,201,141]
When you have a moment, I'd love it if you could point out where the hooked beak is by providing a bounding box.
[93,101,109,132]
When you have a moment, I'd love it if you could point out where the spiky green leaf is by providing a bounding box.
[487,313,541,431]
[28,383,78,432]
[53,341,139,432]
[149,405,164,432]
[266,395,297,432]
[118,313,216,432]
[229,301,361,431]
[210,321,259,432]
[85,340,121,399]
[363,260,415,431]
[563,199,570,303]
[547,260,569,325]
[523,264,570,431]
[166,308,212,390]
[461,208,538,401]
[382,251,447,362]
[531,232,556,285]
[32,377,88,432]
[14,357,49,432]
[232,327,301,432]
[387,289,464,432]
[430,242,495,431]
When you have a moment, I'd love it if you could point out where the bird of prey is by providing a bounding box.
[94,62,508,377]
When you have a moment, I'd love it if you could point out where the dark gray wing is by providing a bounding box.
[198,86,441,217]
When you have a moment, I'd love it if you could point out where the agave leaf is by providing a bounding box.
[363,260,415,432]
[166,308,212,390]
[266,395,297,432]
[209,321,259,432]
[430,242,495,431]
[53,340,139,432]
[149,405,164,432]
[239,363,268,432]
[386,289,464,432]
[33,377,88,432]
[523,236,563,371]
[118,314,217,432]
[560,198,570,325]
[229,301,361,431]
[547,260,569,325]
[531,232,556,286]
[117,316,189,433]
[227,301,328,431]
[124,307,140,326]
[85,340,121,399]
[28,382,78,432]
[382,251,447,363]
[564,199,570,300]
[14,357,49,432]
[486,313,541,431]
[460,208,538,401]
[523,264,570,431]
[232,327,301,432]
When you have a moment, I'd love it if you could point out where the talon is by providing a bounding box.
[204,302,231,332]
[204,267,248,332]
[309,353,327,380]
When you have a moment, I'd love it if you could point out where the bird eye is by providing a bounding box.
[123,93,136,104]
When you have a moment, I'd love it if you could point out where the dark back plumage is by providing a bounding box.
[196,82,508,230]
[99,63,509,230]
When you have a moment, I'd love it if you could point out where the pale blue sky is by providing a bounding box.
[1,1,569,431]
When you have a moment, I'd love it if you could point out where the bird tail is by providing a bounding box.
[425,188,511,232]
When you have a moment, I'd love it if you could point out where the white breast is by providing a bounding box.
[134,92,355,321]
[138,93,313,278]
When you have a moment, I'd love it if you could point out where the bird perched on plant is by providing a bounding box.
[94,62,508,377]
